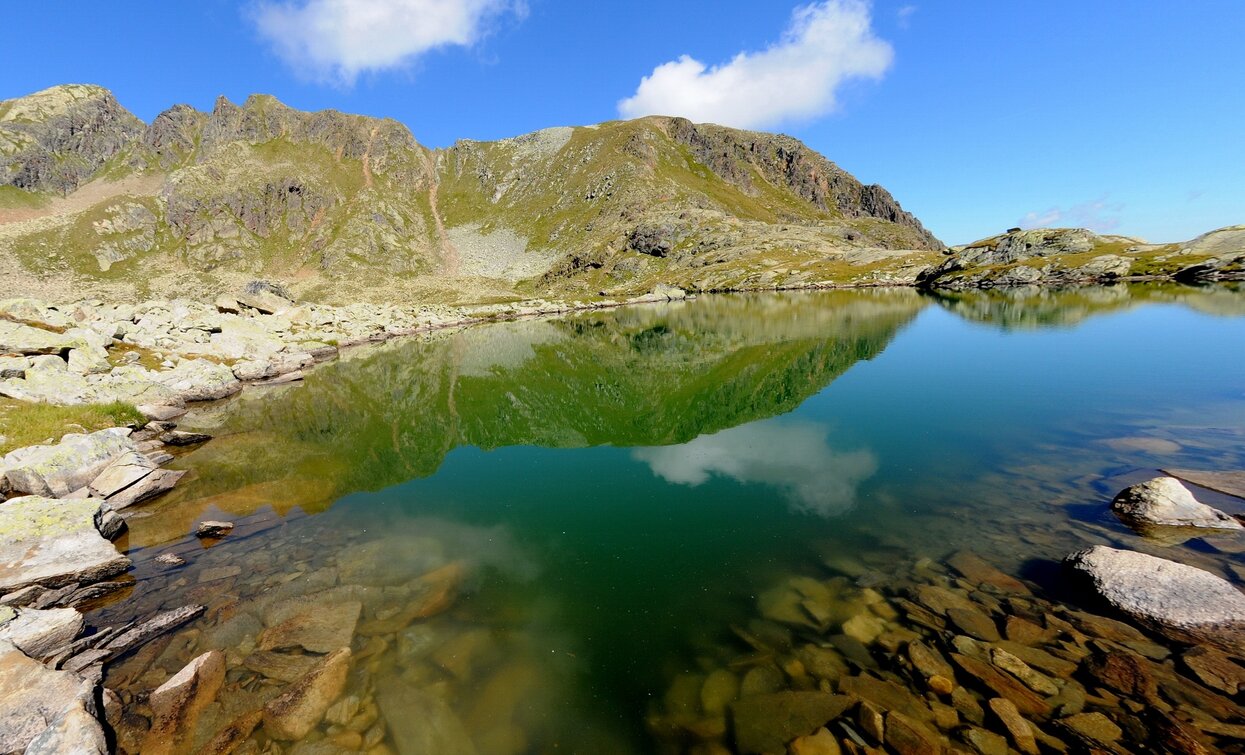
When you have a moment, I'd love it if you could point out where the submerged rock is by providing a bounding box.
[257,599,361,654]
[376,673,478,755]
[730,692,853,754]
[263,647,351,740]
[1066,546,1245,652]
[0,496,130,592]
[141,650,225,755]
[1111,476,1243,541]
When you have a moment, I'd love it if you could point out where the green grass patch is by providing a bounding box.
[0,185,50,210]
[0,399,146,455]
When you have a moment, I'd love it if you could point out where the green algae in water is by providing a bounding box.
[95,284,1245,753]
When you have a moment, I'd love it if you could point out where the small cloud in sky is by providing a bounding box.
[618,0,894,130]
[633,420,877,517]
[252,0,523,85]
[1186,189,1205,202]
[896,4,917,28]
[1018,196,1124,233]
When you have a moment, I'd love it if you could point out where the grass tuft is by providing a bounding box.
[0,399,146,455]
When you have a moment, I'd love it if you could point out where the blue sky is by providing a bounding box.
[4,0,1242,245]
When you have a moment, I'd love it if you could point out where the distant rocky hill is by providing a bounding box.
[917,225,1245,288]
[0,84,941,303]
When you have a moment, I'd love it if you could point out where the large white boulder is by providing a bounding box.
[1066,546,1245,652]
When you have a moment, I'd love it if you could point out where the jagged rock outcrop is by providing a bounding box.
[664,117,939,248]
[0,84,143,194]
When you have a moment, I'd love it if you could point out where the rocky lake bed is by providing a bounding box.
[0,283,1244,754]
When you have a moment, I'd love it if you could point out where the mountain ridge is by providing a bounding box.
[0,83,943,303]
[0,84,1240,305]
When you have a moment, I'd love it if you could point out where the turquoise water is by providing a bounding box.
[98,284,1245,753]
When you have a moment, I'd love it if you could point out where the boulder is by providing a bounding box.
[1111,476,1242,541]
[213,295,242,314]
[153,359,241,402]
[0,368,91,404]
[236,288,295,315]
[141,650,225,755]
[22,696,108,754]
[0,497,130,592]
[1066,546,1245,652]
[0,299,72,331]
[2,428,135,497]
[0,607,82,659]
[262,647,351,740]
[0,640,104,753]
[0,356,28,380]
[0,321,77,356]
[66,347,111,376]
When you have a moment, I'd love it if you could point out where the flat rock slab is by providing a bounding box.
[1164,469,1245,502]
[0,497,130,592]
[0,607,83,659]
[88,451,157,499]
[1066,545,1245,653]
[2,428,135,498]
[107,468,185,510]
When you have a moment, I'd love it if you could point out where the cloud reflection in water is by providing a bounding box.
[633,420,877,517]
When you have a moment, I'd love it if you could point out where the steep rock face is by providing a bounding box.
[664,118,939,248]
[0,84,143,194]
[131,95,439,276]
[139,104,207,170]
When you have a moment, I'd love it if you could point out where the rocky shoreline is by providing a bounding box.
[0,286,1244,752]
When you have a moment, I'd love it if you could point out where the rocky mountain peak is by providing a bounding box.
[0,84,143,194]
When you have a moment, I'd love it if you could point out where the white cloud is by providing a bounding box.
[633,420,877,517]
[253,0,522,84]
[896,5,917,28]
[617,0,893,129]
[1018,196,1124,233]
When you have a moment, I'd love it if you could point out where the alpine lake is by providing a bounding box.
[88,283,1245,754]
